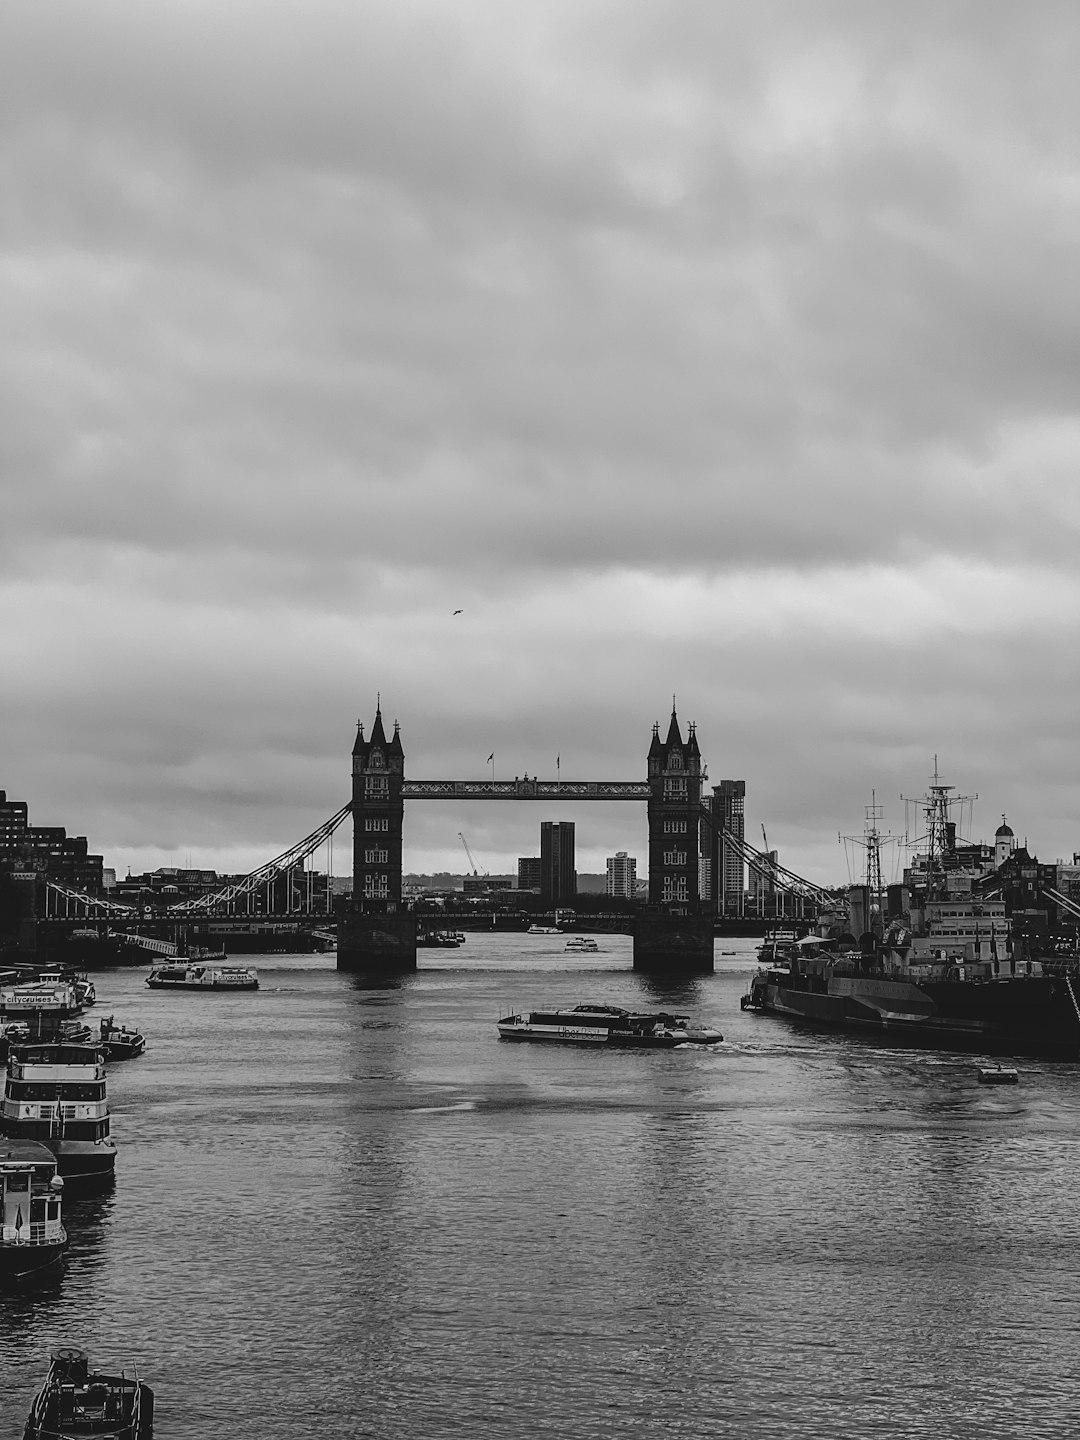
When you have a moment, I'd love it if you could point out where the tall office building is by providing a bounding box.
[702,780,746,916]
[540,821,576,908]
[605,851,637,899]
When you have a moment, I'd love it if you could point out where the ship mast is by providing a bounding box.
[840,792,891,938]
[902,758,977,903]
[865,792,884,915]
[925,758,953,901]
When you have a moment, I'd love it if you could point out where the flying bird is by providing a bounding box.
[453,609,463,615]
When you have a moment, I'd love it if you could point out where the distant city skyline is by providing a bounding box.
[2,4,1078,886]
[0,743,1065,892]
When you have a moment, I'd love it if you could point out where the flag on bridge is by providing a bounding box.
[486,753,494,763]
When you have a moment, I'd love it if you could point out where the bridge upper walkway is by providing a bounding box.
[402,779,649,801]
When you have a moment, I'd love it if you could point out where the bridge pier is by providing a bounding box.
[632,913,714,976]
[336,909,417,975]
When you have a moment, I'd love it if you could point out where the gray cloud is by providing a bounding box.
[2,1,1079,879]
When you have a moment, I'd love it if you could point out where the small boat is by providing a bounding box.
[497,1004,723,1048]
[978,1064,1019,1085]
[98,1017,146,1061]
[1,1140,67,1279]
[146,962,258,990]
[564,937,599,951]
[416,931,463,948]
[23,1347,154,1438]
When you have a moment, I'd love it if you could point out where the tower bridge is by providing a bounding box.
[20,703,831,973]
[343,701,751,977]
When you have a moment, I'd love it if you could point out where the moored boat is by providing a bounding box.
[743,772,1080,1059]
[1,1140,67,1279]
[978,1064,1019,1085]
[98,1017,146,1060]
[416,931,463,948]
[1,1042,116,1181]
[497,1003,722,1048]
[146,962,258,990]
[36,970,96,1008]
[23,1347,154,1439]
[0,979,83,1038]
[564,937,599,951]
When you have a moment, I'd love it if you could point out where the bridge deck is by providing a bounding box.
[401,780,650,800]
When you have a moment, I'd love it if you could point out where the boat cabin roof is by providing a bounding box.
[9,1042,102,1063]
[0,1138,57,1169]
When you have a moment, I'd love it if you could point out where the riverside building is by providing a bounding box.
[605,851,637,899]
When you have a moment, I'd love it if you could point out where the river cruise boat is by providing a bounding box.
[497,1004,723,1048]
[0,979,83,1037]
[1,1140,67,1279]
[36,970,96,1008]
[527,925,562,935]
[23,1347,154,1439]
[2,1042,116,1181]
[146,962,258,990]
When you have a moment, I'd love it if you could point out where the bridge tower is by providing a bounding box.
[351,706,405,905]
[633,705,714,975]
[337,703,417,973]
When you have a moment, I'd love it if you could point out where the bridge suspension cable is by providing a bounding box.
[165,802,353,914]
[45,882,137,918]
[1042,886,1080,923]
[698,804,836,907]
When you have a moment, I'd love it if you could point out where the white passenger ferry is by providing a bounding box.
[497,1004,722,1048]
[146,962,259,991]
[1,1042,116,1180]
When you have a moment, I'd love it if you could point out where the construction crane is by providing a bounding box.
[459,832,485,878]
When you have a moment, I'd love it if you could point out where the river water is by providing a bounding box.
[2,933,1080,1439]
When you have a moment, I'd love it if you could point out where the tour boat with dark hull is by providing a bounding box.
[742,959,1080,1057]
[146,961,258,990]
[1,1140,67,1279]
[23,1347,154,1439]
[2,1042,117,1181]
[498,1004,723,1048]
[743,772,1080,1059]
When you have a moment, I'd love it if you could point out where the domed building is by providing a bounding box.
[994,817,1016,869]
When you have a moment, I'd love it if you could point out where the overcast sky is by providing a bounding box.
[2,0,1079,885]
